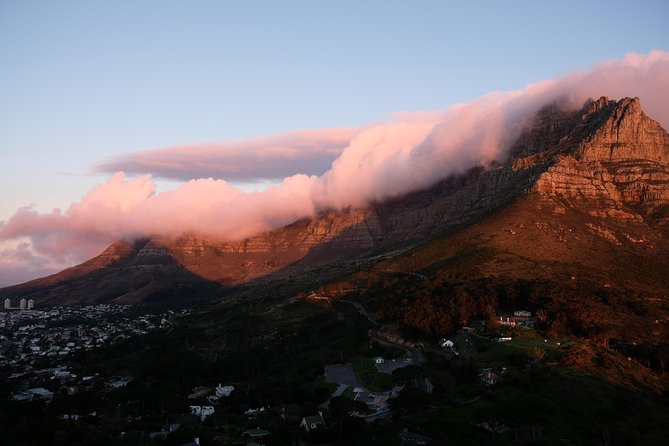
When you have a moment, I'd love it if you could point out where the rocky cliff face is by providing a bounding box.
[528,97,669,218]
[174,97,669,284]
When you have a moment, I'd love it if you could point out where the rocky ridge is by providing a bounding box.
[529,97,669,218]
[3,96,669,303]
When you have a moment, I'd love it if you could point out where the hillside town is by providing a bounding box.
[0,302,189,388]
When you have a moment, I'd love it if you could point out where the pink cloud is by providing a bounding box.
[95,127,364,182]
[0,241,63,287]
[2,50,668,285]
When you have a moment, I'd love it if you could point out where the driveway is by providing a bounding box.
[325,364,396,405]
[324,364,361,388]
[375,357,414,374]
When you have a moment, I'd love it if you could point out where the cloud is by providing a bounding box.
[0,240,62,287]
[2,50,669,285]
[95,127,364,182]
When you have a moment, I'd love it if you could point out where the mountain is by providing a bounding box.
[2,96,669,306]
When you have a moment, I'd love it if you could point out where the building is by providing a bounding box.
[19,299,27,310]
[3,298,10,310]
[215,384,235,397]
[243,428,271,441]
[13,387,55,401]
[514,310,532,317]
[27,299,35,310]
[189,405,215,421]
[149,423,181,440]
[300,413,325,432]
[497,316,517,327]
[439,339,454,349]
[480,370,501,385]
[399,428,433,445]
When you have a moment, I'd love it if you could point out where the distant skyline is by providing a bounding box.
[1,0,668,285]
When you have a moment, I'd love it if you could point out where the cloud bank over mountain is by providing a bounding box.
[95,127,364,183]
[2,50,668,285]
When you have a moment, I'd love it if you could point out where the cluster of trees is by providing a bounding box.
[357,270,669,351]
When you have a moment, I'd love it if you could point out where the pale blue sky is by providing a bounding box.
[1,0,667,221]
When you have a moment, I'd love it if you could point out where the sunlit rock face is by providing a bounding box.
[530,97,669,217]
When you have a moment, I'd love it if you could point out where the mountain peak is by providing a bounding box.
[528,97,669,215]
[575,96,669,163]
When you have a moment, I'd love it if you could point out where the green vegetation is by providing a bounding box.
[341,385,355,399]
[351,357,395,392]
[3,226,669,445]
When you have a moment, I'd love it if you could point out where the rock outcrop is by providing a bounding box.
[528,97,669,216]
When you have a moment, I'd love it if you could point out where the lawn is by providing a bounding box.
[481,337,563,364]
[351,357,395,392]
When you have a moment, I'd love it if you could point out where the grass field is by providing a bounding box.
[351,357,395,392]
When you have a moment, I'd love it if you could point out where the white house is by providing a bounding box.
[189,405,215,421]
[439,339,454,349]
[215,384,235,397]
[14,387,55,401]
[244,406,266,416]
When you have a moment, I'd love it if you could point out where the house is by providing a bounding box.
[215,384,235,397]
[149,423,181,440]
[188,386,212,399]
[439,339,454,349]
[300,413,325,432]
[480,371,500,385]
[29,387,54,400]
[497,316,517,327]
[514,310,532,317]
[478,419,511,434]
[13,387,55,401]
[244,406,266,416]
[399,427,432,445]
[243,428,271,440]
[106,376,132,389]
[189,405,215,421]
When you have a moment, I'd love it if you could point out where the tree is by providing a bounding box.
[328,396,368,426]
[392,365,423,385]
[388,388,432,415]
[484,305,500,337]
[655,344,669,374]
[561,344,593,367]
[529,347,546,363]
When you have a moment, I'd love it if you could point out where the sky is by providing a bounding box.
[1,0,668,286]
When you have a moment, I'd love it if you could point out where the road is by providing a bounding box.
[340,299,381,326]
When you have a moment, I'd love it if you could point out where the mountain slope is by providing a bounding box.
[2,96,669,306]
